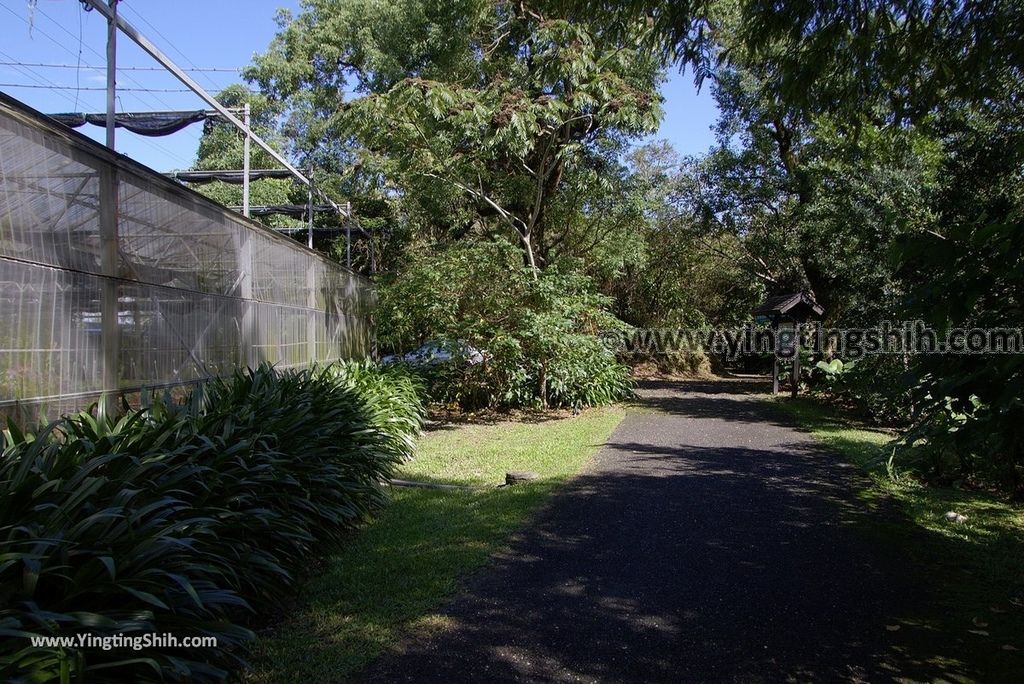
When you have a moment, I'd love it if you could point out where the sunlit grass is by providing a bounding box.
[245,405,625,682]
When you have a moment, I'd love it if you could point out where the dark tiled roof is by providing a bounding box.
[752,292,824,318]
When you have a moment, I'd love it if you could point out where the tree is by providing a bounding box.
[565,1,1023,124]
[685,63,940,324]
[375,239,631,408]
[247,0,665,273]
[574,0,1024,491]
[608,140,763,329]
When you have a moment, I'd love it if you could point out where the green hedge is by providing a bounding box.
[0,362,424,683]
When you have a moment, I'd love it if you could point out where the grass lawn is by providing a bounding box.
[776,397,1024,677]
[245,405,625,682]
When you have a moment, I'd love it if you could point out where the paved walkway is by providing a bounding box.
[365,378,964,682]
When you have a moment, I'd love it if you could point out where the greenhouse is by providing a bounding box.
[0,92,373,425]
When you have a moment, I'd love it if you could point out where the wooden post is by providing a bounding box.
[791,334,801,398]
[771,319,779,395]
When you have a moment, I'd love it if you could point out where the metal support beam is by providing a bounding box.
[345,201,352,268]
[242,102,250,217]
[306,261,318,362]
[236,225,255,369]
[99,0,120,420]
[99,164,120,421]
[104,0,117,150]
[307,168,314,250]
[81,0,310,186]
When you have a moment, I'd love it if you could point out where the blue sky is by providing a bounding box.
[0,0,719,171]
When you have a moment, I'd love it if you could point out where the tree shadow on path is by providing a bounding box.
[363,378,1010,683]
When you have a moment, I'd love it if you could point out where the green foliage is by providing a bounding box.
[896,214,1024,493]
[613,141,765,328]
[815,358,847,378]
[378,241,632,409]
[679,62,941,323]
[570,1,1023,124]
[811,356,913,426]
[884,78,1024,493]
[318,360,426,461]
[544,336,635,408]
[249,0,664,271]
[0,363,425,682]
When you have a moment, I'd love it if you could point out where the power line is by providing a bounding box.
[0,51,195,170]
[0,50,96,110]
[0,1,237,171]
[0,65,195,171]
[0,82,193,93]
[118,4,226,93]
[2,0,182,113]
[0,61,243,73]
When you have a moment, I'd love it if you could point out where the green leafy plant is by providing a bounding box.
[0,362,425,683]
[378,241,633,410]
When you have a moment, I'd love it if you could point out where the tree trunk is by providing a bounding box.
[520,231,539,278]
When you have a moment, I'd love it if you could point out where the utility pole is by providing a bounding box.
[81,0,311,186]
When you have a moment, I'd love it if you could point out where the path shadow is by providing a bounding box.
[363,378,1012,683]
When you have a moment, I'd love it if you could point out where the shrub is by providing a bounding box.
[545,335,634,409]
[317,360,426,460]
[810,355,914,425]
[415,334,634,411]
[377,240,633,410]
[0,362,424,683]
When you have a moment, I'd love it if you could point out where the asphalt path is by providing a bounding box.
[365,378,970,682]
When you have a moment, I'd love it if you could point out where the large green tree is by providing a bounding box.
[574,0,1024,490]
[247,0,664,273]
[684,63,940,324]
[609,140,763,328]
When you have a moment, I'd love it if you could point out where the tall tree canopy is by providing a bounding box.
[233,0,1024,485]
[566,0,1023,122]
[247,0,664,272]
